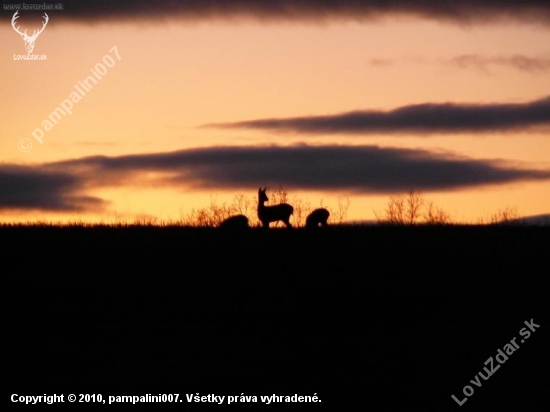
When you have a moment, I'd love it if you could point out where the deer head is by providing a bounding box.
[12,11,49,54]
[258,187,269,203]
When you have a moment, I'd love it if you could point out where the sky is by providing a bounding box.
[1,0,549,224]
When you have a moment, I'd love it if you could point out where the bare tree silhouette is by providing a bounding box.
[257,187,294,229]
[424,200,451,225]
[375,191,427,225]
[305,208,330,228]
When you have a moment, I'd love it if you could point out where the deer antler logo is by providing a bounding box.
[11,11,49,54]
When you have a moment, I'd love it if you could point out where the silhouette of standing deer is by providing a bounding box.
[305,208,330,228]
[257,187,294,229]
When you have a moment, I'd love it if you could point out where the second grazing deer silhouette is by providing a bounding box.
[219,214,249,230]
[257,187,294,228]
[305,208,330,228]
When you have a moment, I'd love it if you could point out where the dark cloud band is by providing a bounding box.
[10,0,550,26]
[0,165,105,211]
[3,145,549,212]
[204,96,550,135]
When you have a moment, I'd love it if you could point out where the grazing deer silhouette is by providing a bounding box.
[305,208,330,228]
[257,187,294,229]
[219,214,249,230]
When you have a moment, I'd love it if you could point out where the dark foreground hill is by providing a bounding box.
[3,225,548,410]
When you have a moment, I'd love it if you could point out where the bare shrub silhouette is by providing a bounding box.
[490,206,521,225]
[257,187,294,228]
[377,193,406,225]
[375,191,524,226]
[334,197,351,224]
[180,196,241,227]
[424,200,452,225]
[305,208,330,228]
[219,214,249,230]
[375,191,451,225]
[132,214,160,226]
[475,206,521,225]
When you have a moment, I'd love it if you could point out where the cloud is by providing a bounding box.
[368,58,395,67]
[368,55,550,73]
[2,145,550,212]
[449,54,550,73]
[204,96,550,135]
[0,165,106,212]
[16,0,550,26]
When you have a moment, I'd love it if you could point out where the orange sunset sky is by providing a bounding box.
[1,1,549,224]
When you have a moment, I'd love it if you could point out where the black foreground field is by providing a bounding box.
[3,225,549,410]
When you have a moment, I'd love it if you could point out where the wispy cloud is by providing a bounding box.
[204,96,550,135]
[449,54,550,73]
[369,55,550,73]
[24,0,550,26]
[2,145,549,212]
[368,58,395,67]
